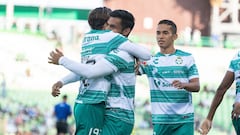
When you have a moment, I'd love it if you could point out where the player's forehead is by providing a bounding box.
[156,24,172,32]
[108,17,122,26]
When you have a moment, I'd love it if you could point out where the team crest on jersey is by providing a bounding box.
[175,56,183,64]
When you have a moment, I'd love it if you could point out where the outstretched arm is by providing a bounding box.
[119,41,151,61]
[199,71,234,135]
[51,72,80,97]
[60,72,81,85]
[48,49,116,78]
[59,56,115,78]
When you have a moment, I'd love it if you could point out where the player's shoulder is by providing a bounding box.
[86,30,121,37]
[175,49,192,56]
[232,50,240,60]
[236,50,240,57]
[104,30,121,36]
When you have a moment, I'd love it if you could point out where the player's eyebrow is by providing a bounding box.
[109,24,116,27]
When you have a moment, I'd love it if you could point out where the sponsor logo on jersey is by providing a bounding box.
[83,35,99,43]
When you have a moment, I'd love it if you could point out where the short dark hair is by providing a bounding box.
[110,9,135,31]
[88,7,112,30]
[63,95,67,100]
[158,19,177,34]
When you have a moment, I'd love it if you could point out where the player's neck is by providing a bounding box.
[160,47,176,54]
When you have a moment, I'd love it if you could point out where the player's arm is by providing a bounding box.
[172,56,200,92]
[60,72,81,85]
[59,56,116,79]
[118,40,151,61]
[48,48,115,78]
[68,105,72,117]
[206,71,234,120]
[201,52,237,135]
[48,48,125,78]
[172,78,200,92]
[199,71,234,134]
[51,72,80,97]
[59,49,130,79]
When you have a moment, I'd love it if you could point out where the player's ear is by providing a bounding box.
[122,28,131,37]
[173,33,178,40]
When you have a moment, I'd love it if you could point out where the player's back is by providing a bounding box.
[77,29,128,104]
[81,29,127,62]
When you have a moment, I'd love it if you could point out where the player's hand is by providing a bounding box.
[172,80,185,89]
[48,48,64,65]
[232,102,240,119]
[51,81,63,97]
[198,119,212,135]
[134,59,140,75]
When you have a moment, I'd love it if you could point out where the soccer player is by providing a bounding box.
[199,51,240,135]
[49,8,151,135]
[138,19,200,135]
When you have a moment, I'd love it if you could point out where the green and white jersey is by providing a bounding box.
[76,29,128,104]
[139,49,199,124]
[229,51,240,103]
[103,49,136,124]
[81,30,127,61]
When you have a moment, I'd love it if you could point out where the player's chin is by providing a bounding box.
[157,43,167,48]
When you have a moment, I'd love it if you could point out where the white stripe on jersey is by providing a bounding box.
[106,97,134,110]
[151,102,194,115]
[112,73,136,86]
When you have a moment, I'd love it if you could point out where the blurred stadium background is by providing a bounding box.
[0,0,239,134]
